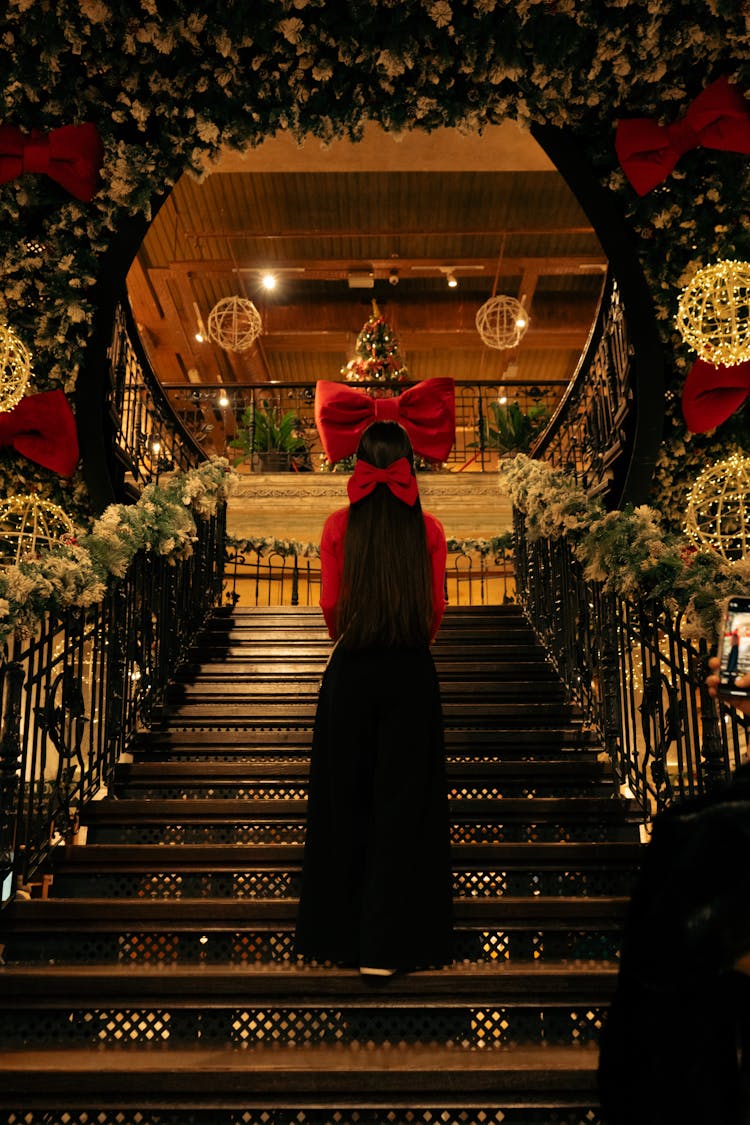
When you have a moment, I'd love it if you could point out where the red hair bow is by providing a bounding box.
[0,122,103,202]
[315,377,455,464]
[347,456,419,507]
[616,76,750,197]
[681,357,750,433]
[0,389,80,476]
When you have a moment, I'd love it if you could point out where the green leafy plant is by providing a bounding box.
[476,401,550,455]
[229,401,308,465]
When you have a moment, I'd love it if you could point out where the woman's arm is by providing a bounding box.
[426,514,447,641]
[319,511,345,640]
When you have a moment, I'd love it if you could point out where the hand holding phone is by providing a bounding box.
[716,596,750,699]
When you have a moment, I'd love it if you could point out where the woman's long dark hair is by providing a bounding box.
[337,421,433,650]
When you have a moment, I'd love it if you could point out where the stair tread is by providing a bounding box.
[0,962,618,1003]
[52,841,642,870]
[80,796,638,821]
[0,896,629,930]
[118,759,609,780]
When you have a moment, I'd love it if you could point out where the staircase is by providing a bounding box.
[0,605,643,1125]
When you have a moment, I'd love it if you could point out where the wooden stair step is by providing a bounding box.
[79,796,638,826]
[0,896,630,931]
[116,757,612,784]
[167,682,567,702]
[155,702,581,724]
[0,962,618,1005]
[0,1043,599,1103]
[51,841,643,873]
[133,727,600,752]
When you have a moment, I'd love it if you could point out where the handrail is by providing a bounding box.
[0,508,226,901]
[514,511,744,822]
[106,301,205,498]
[531,272,631,500]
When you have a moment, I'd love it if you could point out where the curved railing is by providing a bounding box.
[513,511,744,821]
[106,301,205,498]
[531,273,634,501]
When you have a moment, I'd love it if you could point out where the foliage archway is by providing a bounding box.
[2,1,749,524]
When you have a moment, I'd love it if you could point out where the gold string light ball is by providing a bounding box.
[207,297,263,353]
[0,495,75,565]
[676,259,750,366]
[0,322,32,413]
[684,453,750,561]
[476,295,529,351]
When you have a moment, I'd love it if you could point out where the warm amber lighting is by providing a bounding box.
[676,259,750,365]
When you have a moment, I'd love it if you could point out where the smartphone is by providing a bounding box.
[717,595,750,697]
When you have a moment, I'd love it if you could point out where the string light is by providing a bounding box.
[676,259,750,365]
[684,452,750,561]
[0,322,32,413]
[0,495,75,564]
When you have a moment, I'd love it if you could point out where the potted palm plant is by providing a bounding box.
[229,400,309,472]
[476,400,550,456]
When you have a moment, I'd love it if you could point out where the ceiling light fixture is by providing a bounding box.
[195,332,204,343]
[447,272,458,288]
[261,272,277,290]
[218,392,229,408]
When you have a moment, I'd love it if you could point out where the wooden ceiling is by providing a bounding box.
[126,121,607,390]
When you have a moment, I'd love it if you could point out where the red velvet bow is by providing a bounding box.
[347,456,419,507]
[681,357,750,433]
[315,377,455,464]
[0,389,80,476]
[0,122,103,202]
[616,76,750,196]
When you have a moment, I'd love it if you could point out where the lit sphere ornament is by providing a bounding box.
[684,453,750,561]
[0,495,75,565]
[207,297,262,353]
[476,295,529,351]
[0,322,32,413]
[676,259,750,366]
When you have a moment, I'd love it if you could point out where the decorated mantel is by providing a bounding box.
[0,2,749,630]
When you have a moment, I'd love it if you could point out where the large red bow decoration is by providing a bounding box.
[347,456,419,507]
[315,377,455,464]
[0,390,79,476]
[681,357,750,433]
[0,122,103,202]
[616,76,750,197]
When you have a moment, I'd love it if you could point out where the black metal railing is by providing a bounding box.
[107,302,205,493]
[161,378,569,475]
[532,274,634,501]
[224,540,516,610]
[514,511,747,820]
[0,510,226,899]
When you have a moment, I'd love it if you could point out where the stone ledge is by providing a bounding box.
[228,472,511,542]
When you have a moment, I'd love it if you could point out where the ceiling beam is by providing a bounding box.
[154,257,607,280]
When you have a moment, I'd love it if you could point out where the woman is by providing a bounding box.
[295,392,455,976]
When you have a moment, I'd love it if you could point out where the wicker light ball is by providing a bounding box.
[676,259,750,366]
[0,495,75,565]
[207,297,262,353]
[476,295,529,351]
[684,453,750,561]
[0,322,32,413]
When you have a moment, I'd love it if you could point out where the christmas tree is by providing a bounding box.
[341,300,408,383]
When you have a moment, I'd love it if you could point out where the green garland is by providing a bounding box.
[1,3,750,521]
[0,458,236,646]
[229,532,513,560]
[501,454,749,642]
